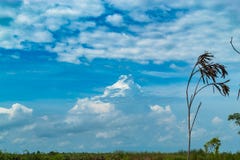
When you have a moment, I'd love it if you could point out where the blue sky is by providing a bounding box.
[0,0,239,153]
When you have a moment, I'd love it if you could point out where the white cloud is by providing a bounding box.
[28,31,54,43]
[69,98,115,114]
[0,74,234,152]
[212,116,223,125]
[106,14,124,26]
[65,75,140,125]
[103,75,134,97]
[15,14,36,25]
[69,21,96,31]
[105,0,148,11]
[149,105,176,125]
[45,7,79,17]
[30,0,104,18]
[0,103,32,119]
[142,71,183,78]
[169,63,185,71]
[0,0,104,50]
[45,17,68,31]
[0,27,22,49]
[129,10,151,22]
[54,47,82,64]
[150,105,171,114]
[0,0,239,65]
[66,75,139,124]
[0,2,238,143]
[53,7,237,64]
[0,1,19,18]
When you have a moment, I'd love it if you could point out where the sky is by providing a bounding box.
[0,0,239,153]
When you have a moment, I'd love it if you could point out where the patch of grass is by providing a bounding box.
[0,150,239,160]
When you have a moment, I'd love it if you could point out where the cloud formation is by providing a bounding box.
[102,75,141,98]
[0,1,239,64]
[0,0,239,153]
[0,75,180,151]
[69,98,114,114]
[0,103,32,120]
[106,14,124,26]
[0,74,237,152]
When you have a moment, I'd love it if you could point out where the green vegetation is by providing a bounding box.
[204,137,221,155]
[228,113,240,134]
[0,150,239,160]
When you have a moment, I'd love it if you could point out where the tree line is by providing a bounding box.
[0,150,239,160]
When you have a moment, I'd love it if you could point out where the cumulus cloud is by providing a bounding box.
[65,75,139,125]
[0,74,232,152]
[149,105,176,125]
[0,103,32,119]
[27,30,54,43]
[106,14,124,26]
[63,75,131,128]
[69,98,115,114]
[15,13,36,25]
[0,103,34,140]
[102,75,141,98]
[61,75,180,148]
[150,105,171,113]
[68,75,139,116]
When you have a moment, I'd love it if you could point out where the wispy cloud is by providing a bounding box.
[142,71,184,78]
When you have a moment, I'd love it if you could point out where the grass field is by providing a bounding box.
[0,150,239,160]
